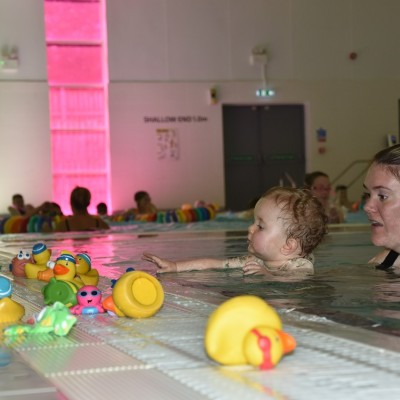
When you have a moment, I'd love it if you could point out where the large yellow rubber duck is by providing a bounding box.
[205,295,296,369]
[75,253,99,286]
[0,275,25,324]
[24,243,52,279]
[102,270,164,318]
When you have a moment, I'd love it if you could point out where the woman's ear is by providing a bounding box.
[281,238,299,256]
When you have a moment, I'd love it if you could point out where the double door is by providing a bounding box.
[223,104,305,211]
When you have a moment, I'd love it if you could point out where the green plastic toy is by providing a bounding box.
[3,302,77,337]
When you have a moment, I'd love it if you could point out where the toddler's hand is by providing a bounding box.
[242,260,265,275]
[142,253,177,273]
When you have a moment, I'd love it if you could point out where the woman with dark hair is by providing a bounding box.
[364,144,400,269]
[54,187,109,232]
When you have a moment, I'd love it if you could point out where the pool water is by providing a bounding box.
[3,223,400,400]
[2,225,400,336]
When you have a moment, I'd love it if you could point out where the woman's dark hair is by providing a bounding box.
[373,144,400,180]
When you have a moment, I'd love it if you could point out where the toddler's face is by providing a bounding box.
[247,197,288,262]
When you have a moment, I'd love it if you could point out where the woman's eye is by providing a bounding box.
[378,194,387,201]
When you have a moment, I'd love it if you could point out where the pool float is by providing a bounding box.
[24,243,52,279]
[74,253,99,286]
[9,249,34,277]
[111,206,216,224]
[0,275,25,324]
[3,215,28,233]
[102,270,164,318]
[70,285,104,315]
[42,278,79,308]
[204,295,296,369]
[155,207,216,223]
[3,302,76,337]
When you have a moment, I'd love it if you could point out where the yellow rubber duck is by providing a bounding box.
[75,253,99,286]
[205,295,296,369]
[24,243,52,279]
[0,275,25,324]
[102,270,164,318]
[53,254,83,289]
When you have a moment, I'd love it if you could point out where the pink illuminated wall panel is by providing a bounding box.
[44,0,110,215]
[44,1,101,42]
[47,45,104,84]
[49,87,106,130]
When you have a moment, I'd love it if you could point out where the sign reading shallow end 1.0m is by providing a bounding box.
[144,115,208,123]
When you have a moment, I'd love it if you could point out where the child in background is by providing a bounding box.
[123,191,157,219]
[143,187,328,278]
[304,171,344,223]
[134,191,157,214]
[54,187,110,232]
[8,194,34,216]
[96,202,108,217]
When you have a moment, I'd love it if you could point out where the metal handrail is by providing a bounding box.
[331,159,372,188]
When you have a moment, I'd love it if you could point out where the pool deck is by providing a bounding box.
[1,226,400,400]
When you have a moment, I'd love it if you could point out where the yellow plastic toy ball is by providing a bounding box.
[205,295,282,365]
[112,271,164,318]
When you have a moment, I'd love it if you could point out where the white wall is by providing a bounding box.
[0,0,51,214]
[1,0,400,213]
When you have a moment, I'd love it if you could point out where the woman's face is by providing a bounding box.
[364,163,400,250]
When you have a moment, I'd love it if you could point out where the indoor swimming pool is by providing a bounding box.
[1,222,400,399]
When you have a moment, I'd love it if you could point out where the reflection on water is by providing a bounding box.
[2,227,400,336]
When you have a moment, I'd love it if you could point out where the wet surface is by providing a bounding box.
[1,226,399,336]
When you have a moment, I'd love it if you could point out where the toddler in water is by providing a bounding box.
[143,187,328,277]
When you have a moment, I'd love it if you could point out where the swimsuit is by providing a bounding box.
[376,249,399,270]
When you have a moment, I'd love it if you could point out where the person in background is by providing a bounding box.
[134,191,157,214]
[143,187,328,278]
[364,144,400,270]
[54,187,109,232]
[8,194,34,216]
[122,191,157,219]
[96,202,108,217]
[304,171,344,223]
[334,185,353,211]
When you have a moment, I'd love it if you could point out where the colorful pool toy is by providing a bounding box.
[24,242,52,279]
[75,253,99,286]
[0,275,25,324]
[102,270,164,318]
[70,285,104,315]
[53,253,79,283]
[9,249,34,278]
[42,278,79,308]
[3,302,76,337]
[204,295,296,369]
